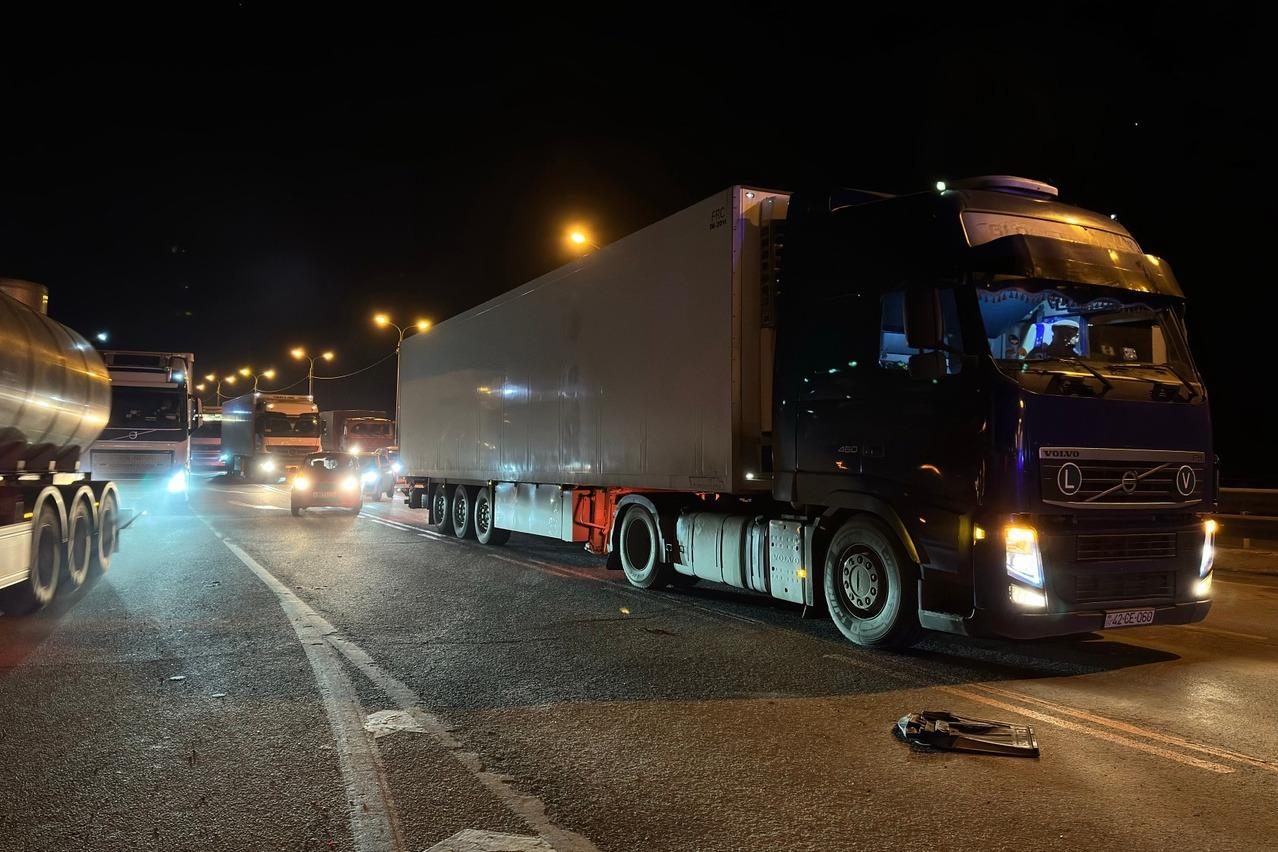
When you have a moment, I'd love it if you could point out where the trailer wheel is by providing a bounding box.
[452,486,477,539]
[428,484,453,534]
[473,487,509,546]
[823,516,922,649]
[618,506,670,589]
[91,491,119,576]
[63,498,93,592]
[1,504,63,615]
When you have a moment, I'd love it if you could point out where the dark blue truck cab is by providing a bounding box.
[774,176,1214,644]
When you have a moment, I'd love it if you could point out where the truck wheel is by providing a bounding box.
[291,505,302,517]
[429,484,453,534]
[452,486,477,539]
[473,487,510,546]
[823,516,922,649]
[63,498,93,592]
[618,506,670,589]
[1,504,63,615]
[91,491,119,576]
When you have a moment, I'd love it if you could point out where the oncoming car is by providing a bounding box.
[289,452,362,516]
[359,446,403,501]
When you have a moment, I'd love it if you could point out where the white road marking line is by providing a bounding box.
[197,511,591,852]
[1181,624,1271,642]
[936,685,1233,774]
[427,830,553,851]
[364,709,427,739]
[228,501,289,511]
[200,523,404,852]
[973,683,1278,774]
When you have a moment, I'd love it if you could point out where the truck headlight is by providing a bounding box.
[341,476,358,492]
[167,469,188,493]
[391,462,402,473]
[260,459,277,473]
[1199,519,1217,577]
[292,476,311,492]
[1009,583,1047,608]
[1005,525,1044,588]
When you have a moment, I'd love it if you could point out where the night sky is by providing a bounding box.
[1,10,1269,482]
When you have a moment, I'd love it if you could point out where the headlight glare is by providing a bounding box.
[362,471,378,483]
[341,476,358,492]
[293,476,311,491]
[1200,519,1216,577]
[167,469,188,493]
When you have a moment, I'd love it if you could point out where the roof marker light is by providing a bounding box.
[935,181,947,192]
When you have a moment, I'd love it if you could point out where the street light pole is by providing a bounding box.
[290,348,335,399]
[373,315,431,446]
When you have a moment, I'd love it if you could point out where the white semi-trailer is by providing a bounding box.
[399,181,1215,648]
[222,392,322,480]
[0,280,121,615]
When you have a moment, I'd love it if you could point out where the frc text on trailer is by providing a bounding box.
[398,179,1214,648]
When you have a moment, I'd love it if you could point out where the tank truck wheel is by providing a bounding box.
[0,504,63,615]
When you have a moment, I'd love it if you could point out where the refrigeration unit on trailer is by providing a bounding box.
[191,405,224,470]
[399,180,1215,647]
[86,350,198,496]
[222,392,322,480]
[0,279,122,616]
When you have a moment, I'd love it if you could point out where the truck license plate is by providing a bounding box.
[1103,608,1155,629]
[313,491,337,499]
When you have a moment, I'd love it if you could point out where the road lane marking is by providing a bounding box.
[197,513,594,852]
[201,525,405,852]
[228,501,289,511]
[973,683,1278,774]
[1180,624,1271,642]
[935,686,1234,773]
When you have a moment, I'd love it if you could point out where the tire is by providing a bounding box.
[349,502,363,516]
[473,486,510,546]
[823,516,922,649]
[90,491,119,576]
[428,484,453,535]
[63,498,93,593]
[0,503,63,615]
[617,505,670,589]
[452,486,476,539]
[291,505,301,517]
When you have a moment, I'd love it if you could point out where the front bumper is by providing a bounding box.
[291,490,362,508]
[922,598,1211,639]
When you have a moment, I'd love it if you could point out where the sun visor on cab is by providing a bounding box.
[964,234,1183,298]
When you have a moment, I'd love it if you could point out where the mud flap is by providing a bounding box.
[894,710,1039,757]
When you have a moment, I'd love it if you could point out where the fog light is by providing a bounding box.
[1194,573,1212,599]
[1005,525,1044,588]
[1009,584,1047,608]
[167,469,188,493]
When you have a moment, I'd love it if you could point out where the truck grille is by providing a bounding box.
[1076,533,1177,562]
[1038,448,1205,507]
[1070,571,1175,604]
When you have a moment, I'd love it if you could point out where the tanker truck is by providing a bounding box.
[400,179,1215,648]
[0,279,121,616]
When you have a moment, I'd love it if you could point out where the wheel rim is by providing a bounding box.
[622,515,654,576]
[70,511,91,580]
[453,491,468,531]
[476,494,491,535]
[433,489,447,525]
[837,546,886,618]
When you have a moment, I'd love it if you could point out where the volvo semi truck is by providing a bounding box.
[319,409,394,454]
[222,392,322,480]
[86,350,197,497]
[0,280,121,615]
[399,178,1215,648]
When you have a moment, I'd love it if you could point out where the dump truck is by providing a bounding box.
[0,279,121,615]
[398,179,1215,647]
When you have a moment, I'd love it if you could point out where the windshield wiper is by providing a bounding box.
[1107,362,1200,399]
[1022,358,1114,395]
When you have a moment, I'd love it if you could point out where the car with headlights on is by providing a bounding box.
[290,452,363,516]
[360,446,404,500]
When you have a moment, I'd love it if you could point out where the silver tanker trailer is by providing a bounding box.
[0,279,121,615]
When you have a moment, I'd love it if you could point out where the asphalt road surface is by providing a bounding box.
[3,475,1276,851]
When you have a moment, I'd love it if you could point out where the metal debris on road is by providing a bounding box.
[167,675,187,682]
[426,829,555,851]
[894,710,1040,757]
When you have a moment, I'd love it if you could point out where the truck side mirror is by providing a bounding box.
[904,287,943,351]
[191,396,204,428]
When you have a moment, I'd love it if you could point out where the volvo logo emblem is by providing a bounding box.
[128,431,138,441]
[1121,470,1139,494]
[1176,465,1197,496]
[1056,462,1082,496]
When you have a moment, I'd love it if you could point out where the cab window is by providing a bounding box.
[879,288,965,374]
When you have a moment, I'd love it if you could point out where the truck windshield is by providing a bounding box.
[977,278,1202,398]
[349,420,390,436]
[257,412,322,436]
[192,419,222,439]
[108,387,187,430]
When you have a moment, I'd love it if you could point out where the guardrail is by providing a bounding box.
[1216,488,1278,549]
